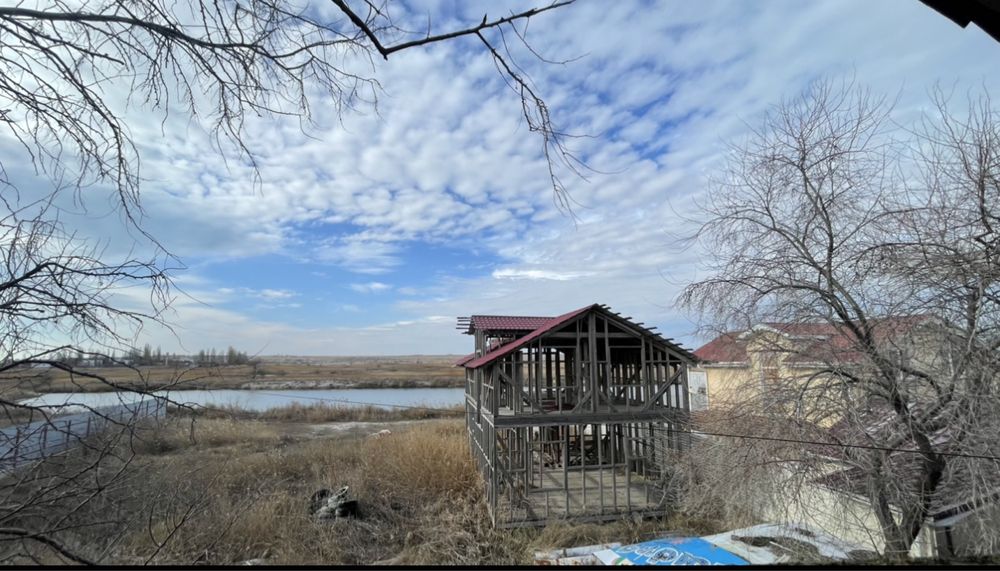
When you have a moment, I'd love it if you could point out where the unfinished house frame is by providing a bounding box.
[456,303,696,527]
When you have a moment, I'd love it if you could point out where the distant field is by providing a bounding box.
[0,355,466,395]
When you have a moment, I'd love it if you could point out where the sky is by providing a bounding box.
[4,0,1000,356]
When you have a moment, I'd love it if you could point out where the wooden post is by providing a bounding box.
[545,347,553,400]
[580,424,587,515]
[535,341,543,410]
[640,336,648,408]
[524,427,531,496]
[490,424,497,525]
[556,350,563,412]
[574,320,582,407]
[515,352,523,414]
[610,424,618,513]
[603,316,612,410]
[625,424,632,510]
[597,424,605,515]
[680,362,691,451]
[588,313,598,413]
[492,367,499,417]
[563,425,570,516]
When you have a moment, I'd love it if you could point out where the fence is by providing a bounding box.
[0,398,167,473]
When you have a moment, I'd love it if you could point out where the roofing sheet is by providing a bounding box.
[467,315,554,332]
[463,304,596,369]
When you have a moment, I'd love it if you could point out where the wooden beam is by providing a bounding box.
[492,408,683,428]
[548,332,636,339]
[574,319,582,409]
[498,367,545,413]
[641,369,682,411]
[588,312,598,413]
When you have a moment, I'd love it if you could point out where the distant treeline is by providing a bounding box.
[47,345,256,367]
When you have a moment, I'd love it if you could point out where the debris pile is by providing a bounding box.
[533,543,622,565]
[309,486,360,520]
[531,523,871,565]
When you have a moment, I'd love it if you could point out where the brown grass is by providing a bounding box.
[0,357,464,395]
[188,402,464,423]
[114,418,512,565]
[3,416,713,565]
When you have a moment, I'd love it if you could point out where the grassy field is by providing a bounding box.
[190,401,465,423]
[0,355,465,395]
[1,415,712,565]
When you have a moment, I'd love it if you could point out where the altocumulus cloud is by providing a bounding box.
[27,0,999,355]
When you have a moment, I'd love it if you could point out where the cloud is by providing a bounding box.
[313,235,403,274]
[15,0,997,355]
[258,289,298,300]
[350,282,392,294]
[491,268,595,281]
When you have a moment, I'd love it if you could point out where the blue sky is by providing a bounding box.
[5,0,1000,356]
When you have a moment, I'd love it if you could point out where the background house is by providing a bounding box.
[691,317,934,425]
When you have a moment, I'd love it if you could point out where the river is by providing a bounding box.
[18,387,466,413]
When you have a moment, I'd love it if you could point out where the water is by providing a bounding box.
[19,387,466,413]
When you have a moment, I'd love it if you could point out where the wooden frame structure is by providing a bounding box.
[456,303,695,527]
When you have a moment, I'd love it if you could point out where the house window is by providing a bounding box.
[688,371,708,411]
[760,366,780,389]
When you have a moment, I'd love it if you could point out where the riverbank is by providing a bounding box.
[188,401,465,423]
[0,356,465,396]
[3,414,708,565]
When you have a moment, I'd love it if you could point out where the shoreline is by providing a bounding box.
[10,377,463,397]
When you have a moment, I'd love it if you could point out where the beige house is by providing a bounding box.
[690,317,1000,559]
[690,317,933,425]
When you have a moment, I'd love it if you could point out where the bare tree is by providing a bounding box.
[0,0,578,563]
[0,0,577,216]
[679,80,1000,558]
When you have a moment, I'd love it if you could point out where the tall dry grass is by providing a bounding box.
[114,418,523,565]
[189,401,463,423]
[5,415,720,565]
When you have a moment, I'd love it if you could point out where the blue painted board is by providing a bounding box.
[596,537,748,565]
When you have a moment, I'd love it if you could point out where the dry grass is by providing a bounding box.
[0,406,73,428]
[4,415,716,565]
[113,418,513,565]
[0,357,464,395]
[129,417,286,455]
[190,402,464,423]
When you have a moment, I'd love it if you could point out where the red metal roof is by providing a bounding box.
[463,304,597,369]
[692,332,747,363]
[467,315,554,333]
